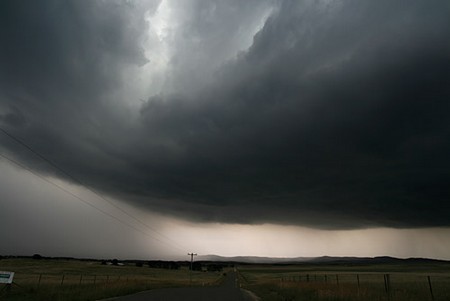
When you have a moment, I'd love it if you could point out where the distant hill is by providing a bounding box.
[3,254,448,265]
[197,254,450,264]
[197,255,311,264]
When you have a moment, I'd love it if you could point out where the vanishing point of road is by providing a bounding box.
[102,271,258,301]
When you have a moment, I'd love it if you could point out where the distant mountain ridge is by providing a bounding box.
[197,255,450,264]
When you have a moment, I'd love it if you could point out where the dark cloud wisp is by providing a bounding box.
[1,0,450,229]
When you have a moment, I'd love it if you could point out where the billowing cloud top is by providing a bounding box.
[1,0,450,229]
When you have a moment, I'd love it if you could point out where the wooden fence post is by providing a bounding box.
[427,276,435,301]
[336,274,339,286]
[60,274,65,286]
[79,274,83,286]
[93,275,96,285]
[384,274,391,301]
[356,274,360,296]
[37,274,42,289]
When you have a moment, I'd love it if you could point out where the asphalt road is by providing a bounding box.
[102,271,257,301]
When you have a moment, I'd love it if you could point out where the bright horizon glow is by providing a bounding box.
[163,220,450,261]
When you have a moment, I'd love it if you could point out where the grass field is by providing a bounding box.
[238,262,450,301]
[0,258,224,301]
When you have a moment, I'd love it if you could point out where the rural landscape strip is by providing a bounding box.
[2,255,450,300]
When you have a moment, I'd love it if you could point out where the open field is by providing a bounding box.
[0,258,224,301]
[238,262,450,301]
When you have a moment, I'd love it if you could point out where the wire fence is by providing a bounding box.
[1,272,148,291]
[277,273,450,300]
[0,272,186,300]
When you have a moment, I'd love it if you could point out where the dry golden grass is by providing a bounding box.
[0,258,224,301]
[238,263,450,301]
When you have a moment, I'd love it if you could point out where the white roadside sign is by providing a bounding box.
[0,271,14,284]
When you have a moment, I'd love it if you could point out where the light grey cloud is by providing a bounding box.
[154,0,276,93]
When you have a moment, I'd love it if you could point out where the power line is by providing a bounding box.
[188,252,197,284]
[0,126,184,250]
[0,127,186,252]
[0,151,179,249]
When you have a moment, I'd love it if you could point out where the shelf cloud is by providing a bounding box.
[1,0,450,230]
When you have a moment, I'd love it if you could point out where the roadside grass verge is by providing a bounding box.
[238,263,450,301]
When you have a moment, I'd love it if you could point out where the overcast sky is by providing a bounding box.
[1,0,450,260]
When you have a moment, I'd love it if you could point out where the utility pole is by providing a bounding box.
[188,253,197,285]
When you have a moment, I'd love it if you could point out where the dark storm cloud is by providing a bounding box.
[1,0,450,229]
[0,0,157,187]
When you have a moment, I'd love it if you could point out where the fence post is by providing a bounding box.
[60,274,65,286]
[427,276,435,301]
[384,274,391,301]
[356,274,360,297]
[93,275,96,285]
[79,274,83,286]
[387,274,391,301]
[325,275,327,283]
[37,274,42,289]
[106,275,109,284]
[336,274,339,286]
